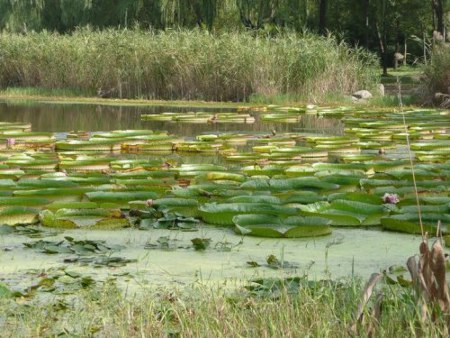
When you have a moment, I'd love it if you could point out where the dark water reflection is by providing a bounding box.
[0,100,343,136]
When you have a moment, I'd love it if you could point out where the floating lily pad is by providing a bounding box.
[200,203,296,226]
[39,209,128,229]
[233,214,331,238]
[381,214,444,234]
[85,191,159,203]
[0,206,40,225]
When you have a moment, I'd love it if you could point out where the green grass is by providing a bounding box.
[382,65,422,82]
[0,277,448,337]
[369,95,420,107]
[0,29,379,103]
[1,87,94,98]
[0,87,247,109]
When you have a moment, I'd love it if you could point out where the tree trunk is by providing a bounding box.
[257,0,265,29]
[403,39,407,66]
[364,0,370,49]
[432,0,445,37]
[394,18,400,69]
[423,30,427,64]
[376,21,388,76]
[319,0,327,35]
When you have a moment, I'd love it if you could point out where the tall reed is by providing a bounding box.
[0,29,379,102]
[422,43,450,103]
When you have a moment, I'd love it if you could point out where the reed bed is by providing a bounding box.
[0,29,379,102]
[423,43,450,103]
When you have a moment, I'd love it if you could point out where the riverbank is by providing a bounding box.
[0,87,420,110]
[0,88,245,109]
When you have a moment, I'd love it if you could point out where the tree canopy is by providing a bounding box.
[0,0,448,67]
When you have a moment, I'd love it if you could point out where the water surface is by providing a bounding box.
[0,99,423,293]
[0,100,342,136]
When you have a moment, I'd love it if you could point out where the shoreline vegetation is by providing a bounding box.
[423,43,450,105]
[0,29,448,107]
[0,88,246,109]
[0,29,379,103]
[1,277,449,337]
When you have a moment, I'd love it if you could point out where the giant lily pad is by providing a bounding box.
[40,209,129,229]
[199,203,296,226]
[233,214,331,238]
[85,191,159,204]
[0,206,39,225]
[380,215,441,234]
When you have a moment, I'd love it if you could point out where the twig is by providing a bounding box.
[397,76,424,238]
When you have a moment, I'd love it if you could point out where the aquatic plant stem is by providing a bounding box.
[397,76,424,238]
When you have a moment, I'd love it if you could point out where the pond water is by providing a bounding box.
[0,99,448,296]
[0,100,342,136]
[2,227,422,290]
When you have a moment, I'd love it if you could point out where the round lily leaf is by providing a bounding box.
[233,214,331,238]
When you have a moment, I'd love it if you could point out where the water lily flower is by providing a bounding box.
[382,193,399,204]
[6,138,15,148]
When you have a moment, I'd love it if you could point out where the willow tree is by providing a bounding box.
[0,0,45,32]
[0,0,92,32]
[160,0,220,29]
[235,0,275,29]
[234,0,313,31]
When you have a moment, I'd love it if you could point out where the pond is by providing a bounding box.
[0,99,448,297]
[0,100,342,135]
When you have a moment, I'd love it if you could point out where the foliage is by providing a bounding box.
[422,43,450,102]
[0,0,448,68]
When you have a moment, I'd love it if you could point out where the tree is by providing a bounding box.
[0,0,443,70]
[235,0,276,30]
[374,0,393,75]
[318,0,327,34]
[160,0,220,29]
[432,0,445,38]
[0,0,45,32]
[364,0,370,48]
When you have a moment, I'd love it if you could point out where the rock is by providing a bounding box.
[433,30,445,42]
[441,98,450,109]
[352,90,372,100]
[434,92,450,108]
[435,92,450,100]
[394,52,404,61]
[377,84,385,97]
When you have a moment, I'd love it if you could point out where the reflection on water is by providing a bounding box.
[0,100,343,136]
